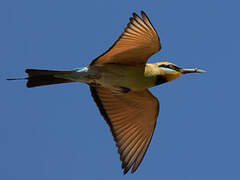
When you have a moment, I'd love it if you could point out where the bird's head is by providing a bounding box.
[148,62,206,85]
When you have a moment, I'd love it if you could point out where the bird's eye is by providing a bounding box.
[169,64,180,71]
[168,65,174,69]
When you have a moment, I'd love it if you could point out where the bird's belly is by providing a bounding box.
[94,65,153,91]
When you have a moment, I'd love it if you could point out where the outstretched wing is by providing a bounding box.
[90,86,159,174]
[90,11,161,66]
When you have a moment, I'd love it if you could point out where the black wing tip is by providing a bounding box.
[122,164,136,175]
[140,10,147,16]
[132,12,139,18]
[132,11,147,19]
[128,17,133,22]
[121,158,141,175]
[123,166,131,175]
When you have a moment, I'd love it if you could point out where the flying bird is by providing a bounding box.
[7,11,206,174]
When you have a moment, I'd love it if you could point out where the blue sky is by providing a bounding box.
[1,0,240,179]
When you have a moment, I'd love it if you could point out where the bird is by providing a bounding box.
[7,11,206,174]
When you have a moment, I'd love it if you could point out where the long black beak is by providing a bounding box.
[180,68,206,74]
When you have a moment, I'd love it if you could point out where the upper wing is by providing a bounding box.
[90,86,159,174]
[90,11,161,66]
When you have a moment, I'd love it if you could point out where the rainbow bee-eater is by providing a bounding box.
[7,11,206,174]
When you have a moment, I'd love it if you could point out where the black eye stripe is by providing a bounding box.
[158,64,169,68]
[158,64,181,71]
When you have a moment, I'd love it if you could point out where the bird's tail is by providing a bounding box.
[7,69,74,88]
